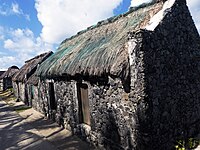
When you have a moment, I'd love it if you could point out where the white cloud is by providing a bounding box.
[4,28,52,53]
[187,0,200,33]
[0,2,30,21]
[4,28,35,53]
[1,28,53,69]
[12,3,21,14]
[35,0,123,44]
[0,26,5,40]
[0,56,18,70]
[131,0,152,7]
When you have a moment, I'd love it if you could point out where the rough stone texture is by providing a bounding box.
[34,80,49,115]
[37,78,137,150]
[17,82,29,104]
[27,84,39,110]
[20,0,200,149]
[127,1,200,149]
[12,81,18,97]
[0,79,3,91]
[2,78,13,91]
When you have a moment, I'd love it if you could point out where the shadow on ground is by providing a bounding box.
[0,92,94,150]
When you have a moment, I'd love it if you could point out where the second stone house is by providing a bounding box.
[12,51,53,105]
[0,66,19,91]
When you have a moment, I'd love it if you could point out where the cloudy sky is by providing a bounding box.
[0,0,199,70]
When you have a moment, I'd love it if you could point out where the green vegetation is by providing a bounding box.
[175,138,200,150]
[0,89,15,102]
[0,89,31,113]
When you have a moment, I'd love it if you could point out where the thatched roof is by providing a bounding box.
[0,66,19,79]
[13,51,53,82]
[36,1,164,80]
[26,72,39,85]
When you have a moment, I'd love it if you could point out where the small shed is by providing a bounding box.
[0,66,19,91]
[12,51,53,105]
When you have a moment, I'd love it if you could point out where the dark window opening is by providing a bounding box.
[49,82,56,110]
[77,83,90,125]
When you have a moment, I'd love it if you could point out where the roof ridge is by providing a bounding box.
[58,0,163,48]
[25,51,52,63]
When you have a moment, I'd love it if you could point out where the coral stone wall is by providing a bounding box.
[37,77,141,150]
[32,1,200,149]
[27,84,39,109]
[128,1,200,149]
[0,79,3,91]
[18,82,29,104]
[12,82,18,97]
[36,78,135,149]
[3,78,12,90]
[36,80,50,115]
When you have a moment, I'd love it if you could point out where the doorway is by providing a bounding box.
[49,82,56,110]
[77,83,90,125]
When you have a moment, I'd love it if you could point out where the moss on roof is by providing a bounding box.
[0,66,19,79]
[36,2,163,80]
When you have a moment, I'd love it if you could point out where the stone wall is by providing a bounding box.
[32,0,200,149]
[27,84,40,109]
[18,82,29,104]
[36,76,142,149]
[3,78,13,90]
[127,1,200,149]
[0,79,3,91]
[12,81,18,97]
[32,80,49,116]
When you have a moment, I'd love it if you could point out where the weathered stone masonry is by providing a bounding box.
[33,0,200,149]
[38,77,139,150]
[128,0,200,149]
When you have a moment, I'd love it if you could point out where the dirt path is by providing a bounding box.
[0,98,93,150]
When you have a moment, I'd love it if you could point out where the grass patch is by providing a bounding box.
[7,102,15,106]
[0,89,16,102]
[0,90,11,97]
[0,89,31,113]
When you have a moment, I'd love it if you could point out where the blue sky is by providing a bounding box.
[0,0,200,70]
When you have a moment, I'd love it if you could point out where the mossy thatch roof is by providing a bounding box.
[26,72,39,85]
[13,51,53,82]
[0,66,19,79]
[36,1,163,80]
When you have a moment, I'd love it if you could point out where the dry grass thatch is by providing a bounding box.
[26,72,39,85]
[12,51,53,82]
[0,66,19,79]
[36,2,163,80]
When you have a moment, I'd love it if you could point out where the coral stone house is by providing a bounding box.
[35,0,200,149]
[12,51,53,105]
[0,66,19,91]
[26,72,42,110]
